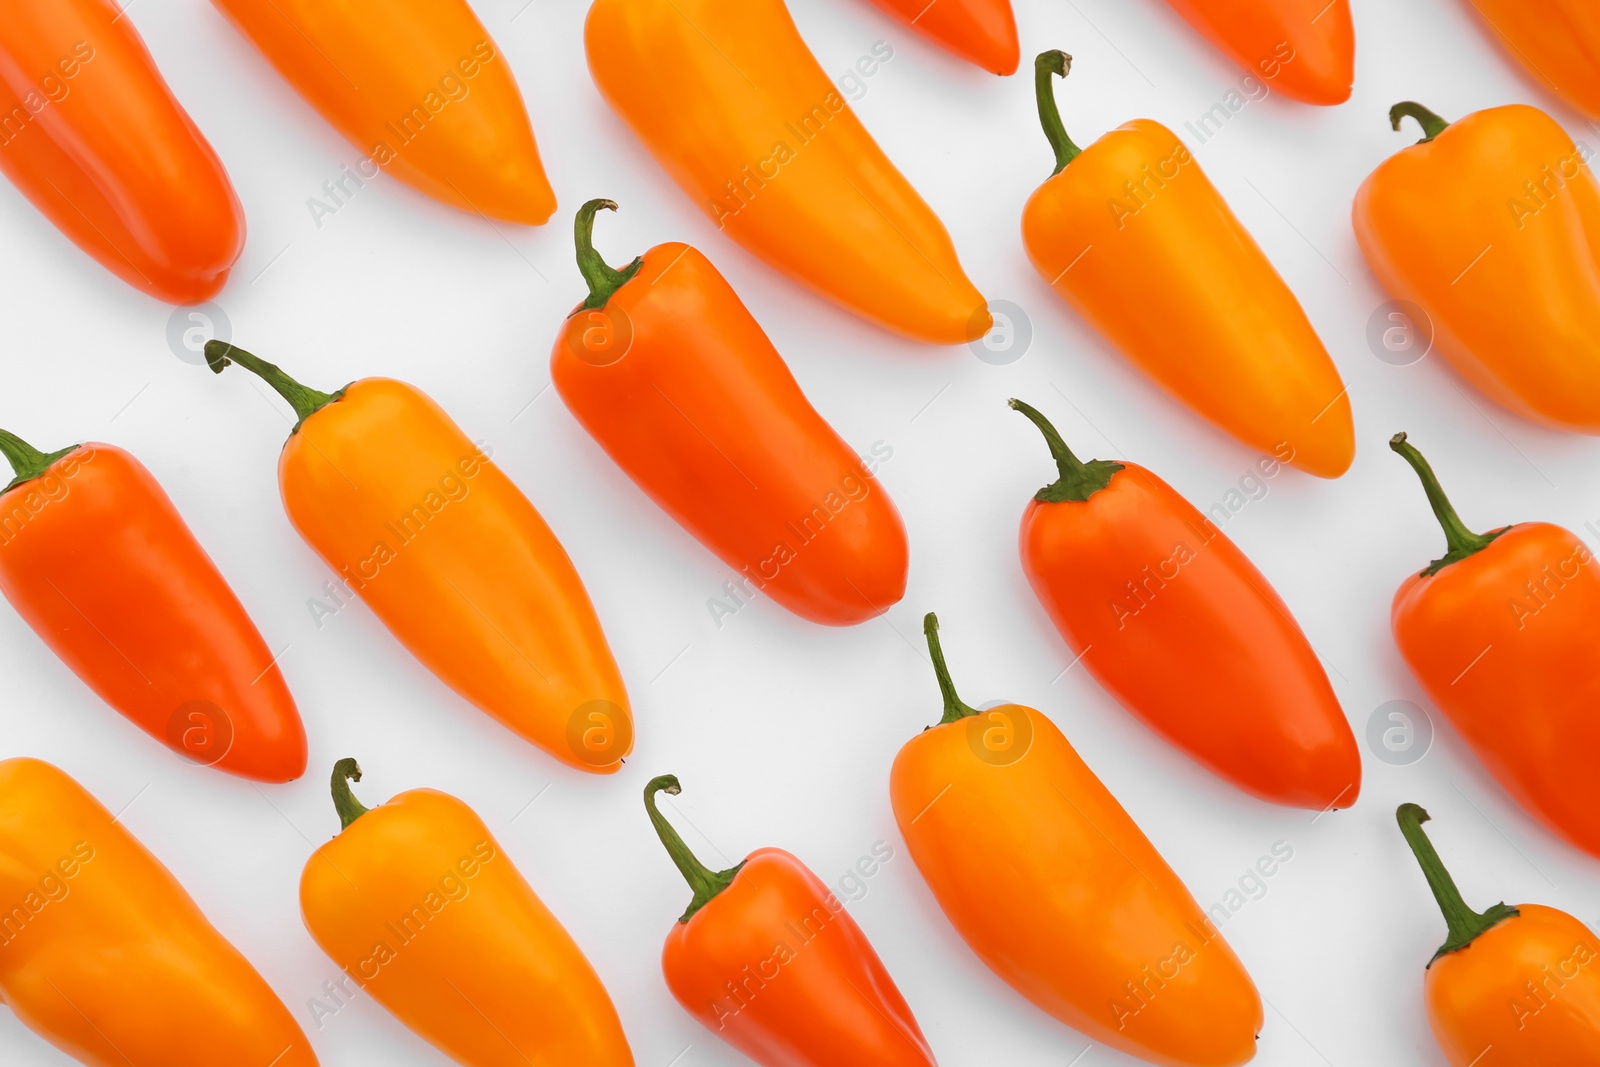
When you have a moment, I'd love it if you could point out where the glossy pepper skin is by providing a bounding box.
[584,0,989,345]
[551,201,909,626]
[0,431,306,782]
[0,0,244,303]
[1160,0,1354,105]
[1460,1,1600,118]
[203,342,631,774]
[1008,400,1360,810]
[1022,53,1353,477]
[859,0,1018,75]
[644,775,935,1066]
[1355,102,1600,433]
[1396,804,1600,1064]
[891,615,1262,1067]
[0,758,317,1066]
[1388,434,1600,858]
[211,0,554,225]
[300,760,634,1065]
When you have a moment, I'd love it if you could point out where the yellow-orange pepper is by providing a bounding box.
[0,757,316,1066]
[1457,1,1600,118]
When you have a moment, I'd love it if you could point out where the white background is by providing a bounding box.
[2,0,1599,1064]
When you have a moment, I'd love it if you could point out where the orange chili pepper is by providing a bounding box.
[0,757,316,1066]
[551,200,909,626]
[1388,433,1600,858]
[1158,0,1354,105]
[584,0,989,344]
[210,0,554,225]
[0,0,244,303]
[1009,399,1361,810]
[0,430,306,782]
[1395,803,1600,1065]
[859,0,1018,75]
[1022,52,1353,477]
[203,342,631,773]
[890,614,1262,1067]
[1353,102,1600,433]
[644,774,935,1066]
[1457,1,1600,118]
[300,760,634,1065]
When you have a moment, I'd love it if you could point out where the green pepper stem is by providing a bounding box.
[1389,433,1507,576]
[330,758,371,831]
[1035,50,1083,176]
[1395,803,1519,966]
[0,429,79,494]
[1009,399,1123,503]
[574,199,644,312]
[204,341,343,433]
[644,775,742,924]
[1390,102,1450,144]
[924,613,980,725]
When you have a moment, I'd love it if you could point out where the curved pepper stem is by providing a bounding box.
[204,341,344,433]
[1390,102,1450,144]
[644,775,742,924]
[1034,50,1083,176]
[0,429,79,494]
[330,758,371,831]
[924,612,980,725]
[1389,433,1508,576]
[1009,399,1124,503]
[574,199,644,312]
[1395,803,1519,966]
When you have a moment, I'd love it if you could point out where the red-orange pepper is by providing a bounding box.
[644,775,935,1066]
[1159,0,1354,105]
[0,0,244,302]
[551,201,909,626]
[859,0,1018,75]
[0,429,306,782]
[1457,1,1600,118]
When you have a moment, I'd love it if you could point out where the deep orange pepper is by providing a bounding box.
[0,758,317,1066]
[584,0,989,344]
[644,775,935,1066]
[1354,102,1600,432]
[1458,1,1600,118]
[0,431,306,782]
[210,0,554,225]
[551,200,909,626]
[300,760,634,1065]
[1388,434,1600,858]
[203,342,632,774]
[859,0,1018,75]
[0,0,244,303]
[1022,53,1354,477]
[1159,0,1354,105]
[890,614,1262,1067]
[1396,803,1600,1065]
[1009,399,1361,810]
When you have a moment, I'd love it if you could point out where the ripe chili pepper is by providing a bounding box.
[0,430,306,782]
[584,0,989,345]
[1009,399,1360,810]
[1158,0,1354,105]
[300,759,634,1065]
[644,774,935,1066]
[1388,433,1600,858]
[1395,803,1600,1064]
[891,614,1262,1067]
[203,341,632,773]
[0,0,244,303]
[859,0,1018,75]
[0,757,317,1066]
[211,0,554,225]
[551,200,909,626]
[1354,102,1600,433]
[1457,2,1600,118]
[1022,52,1354,477]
